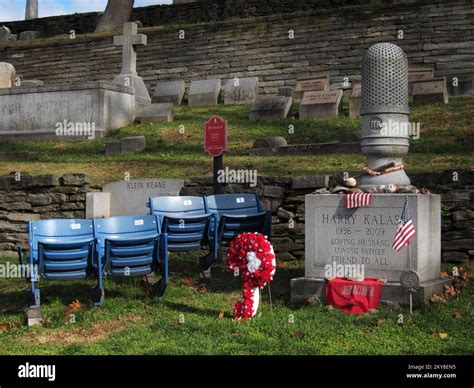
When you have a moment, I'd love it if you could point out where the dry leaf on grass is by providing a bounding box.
[0,323,9,331]
[430,294,446,304]
[453,311,462,320]
[438,333,448,339]
[292,331,302,339]
[218,311,225,319]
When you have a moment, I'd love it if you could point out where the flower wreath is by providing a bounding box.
[226,232,276,320]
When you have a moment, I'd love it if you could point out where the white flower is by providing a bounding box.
[246,251,261,273]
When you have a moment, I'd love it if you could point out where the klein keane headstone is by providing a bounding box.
[412,77,449,105]
[101,178,185,216]
[113,22,151,117]
[291,194,447,305]
[349,83,361,117]
[294,74,329,101]
[299,89,342,120]
[188,79,221,106]
[224,76,258,105]
[249,96,292,122]
[139,103,174,123]
[152,80,185,105]
[0,62,15,88]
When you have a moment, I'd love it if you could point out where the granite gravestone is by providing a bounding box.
[188,79,221,105]
[0,62,15,88]
[408,68,434,95]
[412,77,449,105]
[224,77,258,105]
[19,31,41,41]
[152,80,185,105]
[290,194,446,304]
[101,178,184,216]
[299,90,342,120]
[139,103,174,123]
[294,74,329,101]
[278,86,294,98]
[112,22,151,117]
[0,82,135,140]
[249,96,292,122]
[349,83,361,117]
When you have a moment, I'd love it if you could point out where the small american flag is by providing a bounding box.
[392,200,416,251]
[345,193,373,209]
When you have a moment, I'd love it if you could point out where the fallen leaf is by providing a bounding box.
[440,271,449,278]
[292,331,302,339]
[67,300,82,311]
[277,262,287,269]
[218,311,225,319]
[0,323,9,331]
[430,294,446,304]
[438,332,448,339]
[454,311,462,320]
[325,305,334,311]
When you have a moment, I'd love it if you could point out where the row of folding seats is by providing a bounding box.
[18,215,166,309]
[147,194,272,272]
[18,193,271,310]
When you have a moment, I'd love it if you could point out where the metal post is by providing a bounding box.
[213,155,223,194]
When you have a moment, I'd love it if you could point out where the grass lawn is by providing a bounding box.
[0,255,472,355]
[0,97,472,186]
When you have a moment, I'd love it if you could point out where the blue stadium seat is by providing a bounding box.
[93,215,165,300]
[147,196,217,272]
[204,194,272,245]
[18,219,96,309]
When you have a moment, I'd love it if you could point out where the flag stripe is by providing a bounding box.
[392,202,416,251]
[345,193,373,209]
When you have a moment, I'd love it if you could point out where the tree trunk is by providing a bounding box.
[95,0,135,33]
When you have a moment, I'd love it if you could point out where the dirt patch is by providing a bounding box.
[26,314,147,345]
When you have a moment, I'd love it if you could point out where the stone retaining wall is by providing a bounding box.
[0,170,471,261]
[0,173,91,256]
[181,169,474,263]
[0,0,473,96]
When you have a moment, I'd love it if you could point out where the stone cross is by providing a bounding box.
[113,22,147,76]
[25,0,39,20]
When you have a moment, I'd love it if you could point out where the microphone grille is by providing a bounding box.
[361,43,409,114]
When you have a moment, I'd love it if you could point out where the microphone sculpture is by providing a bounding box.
[358,43,411,189]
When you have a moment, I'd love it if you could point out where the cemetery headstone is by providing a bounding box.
[112,22,151,117]
[408,67,434,95]
[0,26,12,41]
[105,140,122,156]
[249,96,292,122]
[19,31,41,40]
[224,76,258,105]
[294,74,329,101]
[101,178,184,216]
[0,62,15,88]
[0,81,135,140]
[349,83,361,117]
[299,89,343,120]
[120,136,146,154]
[139,103,174,123]
[188,79,221,106]
[290,194,446,305]
[152,80,185,105]
[412,77,449,105]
